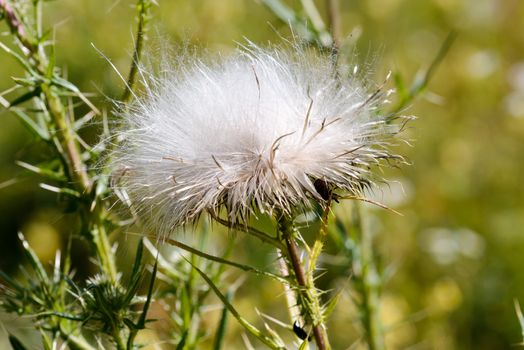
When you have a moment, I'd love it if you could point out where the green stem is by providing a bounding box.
[1,0,91,192]
[326,0,341,51]
[112,328,126,350]
[122,0,152,103]
[351,203,385,350]
[41,83,91,191]
[91,215,118,283]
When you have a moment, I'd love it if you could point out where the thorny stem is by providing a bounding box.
[1,0,91,192]
[278,215,330,350]
[0,1,117,283]
[122,0,152,103]
[41,83,91,191]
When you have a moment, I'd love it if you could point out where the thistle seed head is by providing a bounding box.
[111,44,405,235]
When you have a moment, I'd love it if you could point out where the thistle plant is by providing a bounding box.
[0,0,453,349]
[111,40,406,349]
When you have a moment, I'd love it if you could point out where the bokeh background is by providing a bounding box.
[1,0,524,349]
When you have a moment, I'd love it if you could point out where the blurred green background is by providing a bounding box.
[1,0,524,349]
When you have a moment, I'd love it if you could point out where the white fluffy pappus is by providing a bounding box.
[111,44,405,234]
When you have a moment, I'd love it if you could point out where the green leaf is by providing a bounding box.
[51,76,80,93]
[0,42,39,76]
[126,256,157,350]
[323,292,341,319]
[391,31,456,113]
[188,260,285,350]
[42,33,56,79]
[39,183,81,198]
[10,108,50,140]
[180,286,191,328]
[175,329,189,350]
[8,335,28,350]
[16,160,65,181]
[11,76,42,87]
[213,291,231,350]
[0,270,25,292]
[39,329,53,350]
[162,237,291,285]
[123,318,138,331]
[8,88,41,107]
[137,259,156,328]
[50,76,100,114]
[73,110,96,131]
[18,232,49,284]
[298,338,309,350]
[515,299,524,344]
[393,72,408,100]
[261,0,296,21]
[131,238,144,280]
[260,0,316,43]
